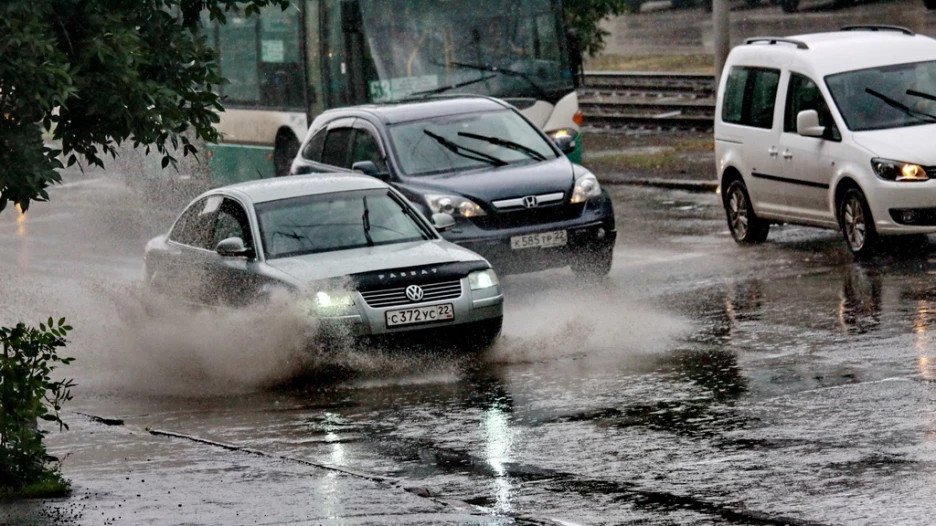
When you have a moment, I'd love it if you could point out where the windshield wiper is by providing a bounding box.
[423,130,508,167]
[865,88,936,123]
[907,88,936,103]
[362,196,374,247]
[457,131,547,161]
[445,61,551,101]
[410,74,499,97]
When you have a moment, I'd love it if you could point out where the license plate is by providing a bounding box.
[385,304,454,327]
[510,230,568,250]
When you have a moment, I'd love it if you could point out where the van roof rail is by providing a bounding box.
[744,37,809,50]
[841,25,914,36]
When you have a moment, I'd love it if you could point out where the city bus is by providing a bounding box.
[198,0,584,185]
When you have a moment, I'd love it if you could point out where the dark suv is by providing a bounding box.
[289,96,616,276]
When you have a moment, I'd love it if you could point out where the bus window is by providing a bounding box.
[259,2,304,109]
[218,12,260,103]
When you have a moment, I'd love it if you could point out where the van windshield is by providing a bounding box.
[826,60,936,131]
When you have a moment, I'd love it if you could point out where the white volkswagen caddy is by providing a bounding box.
[715,25,936,257]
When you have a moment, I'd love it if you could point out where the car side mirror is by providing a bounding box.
[550,132,577,156]
[351,160,391,182]
[431,213,456,233]
[216,237,255,259]
[796,110,826,138]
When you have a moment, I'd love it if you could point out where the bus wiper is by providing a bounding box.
[410,74,498,97]
[423,130,508,167]
[865,88,936,123]
[446,61,551,101]
[457,131,547,161]
[362,196,374,247]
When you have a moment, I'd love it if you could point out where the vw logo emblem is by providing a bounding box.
[522,195,538,209]
[405,284,425,302]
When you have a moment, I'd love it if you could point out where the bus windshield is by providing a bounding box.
[358,0,573,103]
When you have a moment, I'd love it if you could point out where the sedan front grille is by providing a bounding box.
[360,280,463,308]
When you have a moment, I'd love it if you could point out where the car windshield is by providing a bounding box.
[387,109,559,176]
[826,60,936,131]
[255,189,433,259]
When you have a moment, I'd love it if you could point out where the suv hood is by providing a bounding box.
[852,124,936,165]
[265,239,484,285]
[401,157,576,203]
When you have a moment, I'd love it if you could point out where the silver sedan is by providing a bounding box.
[144,174,503,347]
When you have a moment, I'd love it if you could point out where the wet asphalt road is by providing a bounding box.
[4,168,936,525]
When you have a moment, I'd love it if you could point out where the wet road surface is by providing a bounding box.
[4,171,936,525]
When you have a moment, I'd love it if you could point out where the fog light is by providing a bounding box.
[901,210,919,224]
[597,228,606,239]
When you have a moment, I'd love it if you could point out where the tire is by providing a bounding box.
[925,0,936,9]
[724,179,769,244]
[571,244,614,277]
[838,188,878,258]
[273,133,300,177]
[779,0,799,11]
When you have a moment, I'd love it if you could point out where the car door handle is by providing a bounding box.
[768,147,778,157]
[782,150,793,159]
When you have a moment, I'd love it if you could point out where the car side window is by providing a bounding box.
[169,196,222,249]
[212,199,253,251]
[301,129,327,162]
[350,129,387,172]
[721,66,781,129]
[784,73,841,140]
[321,128,354,168]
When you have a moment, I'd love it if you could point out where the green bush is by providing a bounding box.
[0,318,74,494]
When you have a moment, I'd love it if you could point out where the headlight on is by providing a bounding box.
[871,158,929,182]
[571,172,601,203]
[309,291,355,314]
[425,194,486,217]
[469,269,499,290]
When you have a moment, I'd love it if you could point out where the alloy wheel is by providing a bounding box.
[843,196,866,251]
[728,188,749,240]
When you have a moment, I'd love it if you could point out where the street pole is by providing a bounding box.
[713,0,730,87]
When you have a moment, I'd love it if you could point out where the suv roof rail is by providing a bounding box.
[744,37,809,50]
[840,25,914,36]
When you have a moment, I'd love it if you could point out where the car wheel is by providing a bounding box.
[724,179,769,244]
[779,0,799,11]
[839,188,878,258]
[925,0,936,9]
[571,244,614,277]
[274,133,300,177]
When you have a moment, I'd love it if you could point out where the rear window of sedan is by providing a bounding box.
[255,189,433,259]
[387,109,558,176]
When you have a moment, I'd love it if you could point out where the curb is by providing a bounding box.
[599,178,719,193]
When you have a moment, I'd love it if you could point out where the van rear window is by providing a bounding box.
[722,66,781,129]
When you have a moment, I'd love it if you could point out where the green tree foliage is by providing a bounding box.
[0,0,289,214]
[0,319,74,492]
[564,0,630,57]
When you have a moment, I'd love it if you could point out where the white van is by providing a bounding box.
[714,25,936,257]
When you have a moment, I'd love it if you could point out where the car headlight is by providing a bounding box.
[571,172,601,203]
[469,269,499,290]
[548,128,578,154]
[309,290,355,315]
[425,194,486,217]
[871,158,929,182]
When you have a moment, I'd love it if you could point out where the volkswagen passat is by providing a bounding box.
[144,174,503,346]
[289,96,616,276]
